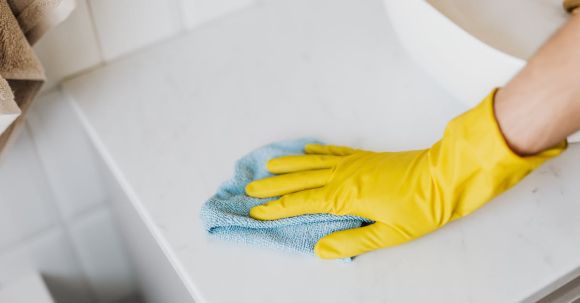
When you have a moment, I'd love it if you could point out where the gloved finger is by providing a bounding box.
[304,143,358,156]
[267,155,341,174]
[245,169,332,198]
[314,223,409,259]
[250,188,337,220]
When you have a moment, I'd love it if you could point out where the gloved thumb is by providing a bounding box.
[314,223,409,259]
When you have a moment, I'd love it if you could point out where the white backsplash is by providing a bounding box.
[33,0,259,91]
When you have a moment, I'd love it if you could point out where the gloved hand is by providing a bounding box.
[245,90,567,259]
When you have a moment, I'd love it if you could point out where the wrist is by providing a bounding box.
[493,89,547,155]
[494,81,579,155]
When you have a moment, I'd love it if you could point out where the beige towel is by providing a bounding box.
[8,0,76,44]
[0,0,74,156]
[0,76,19,136]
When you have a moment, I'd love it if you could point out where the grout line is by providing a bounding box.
[0,226,60,261]
[171,0,188,35]
[179,0,263,32]
[0,199,110,257]
[78,27,185,67]
[59,62,106,84]
[83,0,106,65]
[67,198,110,226]
[0,223,60,255]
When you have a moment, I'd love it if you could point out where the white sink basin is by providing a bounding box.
[428,0,567,60]
[383,0,580,142]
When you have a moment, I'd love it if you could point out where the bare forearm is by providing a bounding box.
[495,13,580,155]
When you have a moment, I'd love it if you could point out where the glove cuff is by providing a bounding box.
[446,89,567,172]
[435,89,567,217]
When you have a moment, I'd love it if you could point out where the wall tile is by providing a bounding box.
[27,90,108,219]
[180,0,255,29]
[34,0,103,90]
[69,207,135,303]
[0,228,94,303]
[0,273,56,303]
[0,128,59,251]
[88,0,183,61]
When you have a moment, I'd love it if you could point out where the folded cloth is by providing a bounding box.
[0,0,74,154]
[200,138,371,260]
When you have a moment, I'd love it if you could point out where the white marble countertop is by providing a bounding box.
[62,0,580,302]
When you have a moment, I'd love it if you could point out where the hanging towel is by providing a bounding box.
[200,138,371,259]
[7,0,76,44]
[0,76,20,136]
[0,0,75,156]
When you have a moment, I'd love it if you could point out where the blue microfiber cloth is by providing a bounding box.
[200,138,371,260]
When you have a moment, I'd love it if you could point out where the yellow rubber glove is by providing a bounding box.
[245,90,567,259]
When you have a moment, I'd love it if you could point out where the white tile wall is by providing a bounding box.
[87,0,183,61]
[0,129,59,251]
[34,0,102,90]
[21,229,96,303]
[179,0,256,29]
[28,90,108,219]
[0,89,138,303]
[69,207,136,303]
[34,0,257,88]
[0,228,94,303]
